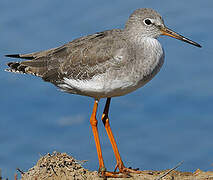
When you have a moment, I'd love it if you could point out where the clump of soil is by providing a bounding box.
[21,151,97,180]
[21,152,213,180]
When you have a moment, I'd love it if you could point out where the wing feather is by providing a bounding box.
[6,29,126,83]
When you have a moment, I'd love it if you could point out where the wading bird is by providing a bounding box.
[6,8,201,178]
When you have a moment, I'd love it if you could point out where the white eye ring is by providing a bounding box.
[143,18,152,26]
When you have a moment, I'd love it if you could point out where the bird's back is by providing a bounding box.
[6,29,125,82]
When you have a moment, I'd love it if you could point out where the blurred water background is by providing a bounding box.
[0,0,212,179]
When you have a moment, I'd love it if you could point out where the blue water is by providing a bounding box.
[0,0,212,179]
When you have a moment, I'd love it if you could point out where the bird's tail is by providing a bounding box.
[6,62,28,74]
[5,54,41,76]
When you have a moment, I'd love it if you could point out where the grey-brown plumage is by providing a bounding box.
[6,30,125,81]
[5,8,202,178]
[6,8,201,99]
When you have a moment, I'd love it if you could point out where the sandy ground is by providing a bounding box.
[19,152,213,180]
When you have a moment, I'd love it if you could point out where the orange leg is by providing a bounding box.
[90,99,128,178]
[90,100,105,172]
[101,98,142,174]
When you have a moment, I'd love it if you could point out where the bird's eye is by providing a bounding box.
[144,19,152,26]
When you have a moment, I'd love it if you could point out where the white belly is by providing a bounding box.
[57,37,164,99]
[58,75,138,98]
[58,58,164,99]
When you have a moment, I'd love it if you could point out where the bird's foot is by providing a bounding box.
[98,167,131,178]
[121,167,143,174]
[114,163,143,174]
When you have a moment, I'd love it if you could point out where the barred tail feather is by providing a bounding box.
[5,61,43,77]
[5,52,58,80]
[5,62,28,74]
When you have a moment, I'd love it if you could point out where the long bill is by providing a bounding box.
[161,26,202,48]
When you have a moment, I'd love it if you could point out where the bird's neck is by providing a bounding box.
[124,27,160,45]
[127,35,164,76]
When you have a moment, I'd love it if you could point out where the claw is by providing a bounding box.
[123,167,143,174]
[98,171,131,178]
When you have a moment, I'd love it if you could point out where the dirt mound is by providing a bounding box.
[20,152,213,180]
[21,151,97,180]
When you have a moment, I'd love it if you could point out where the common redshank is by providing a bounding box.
[6,8,201,178]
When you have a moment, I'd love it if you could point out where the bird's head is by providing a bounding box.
[125,8,201,48]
